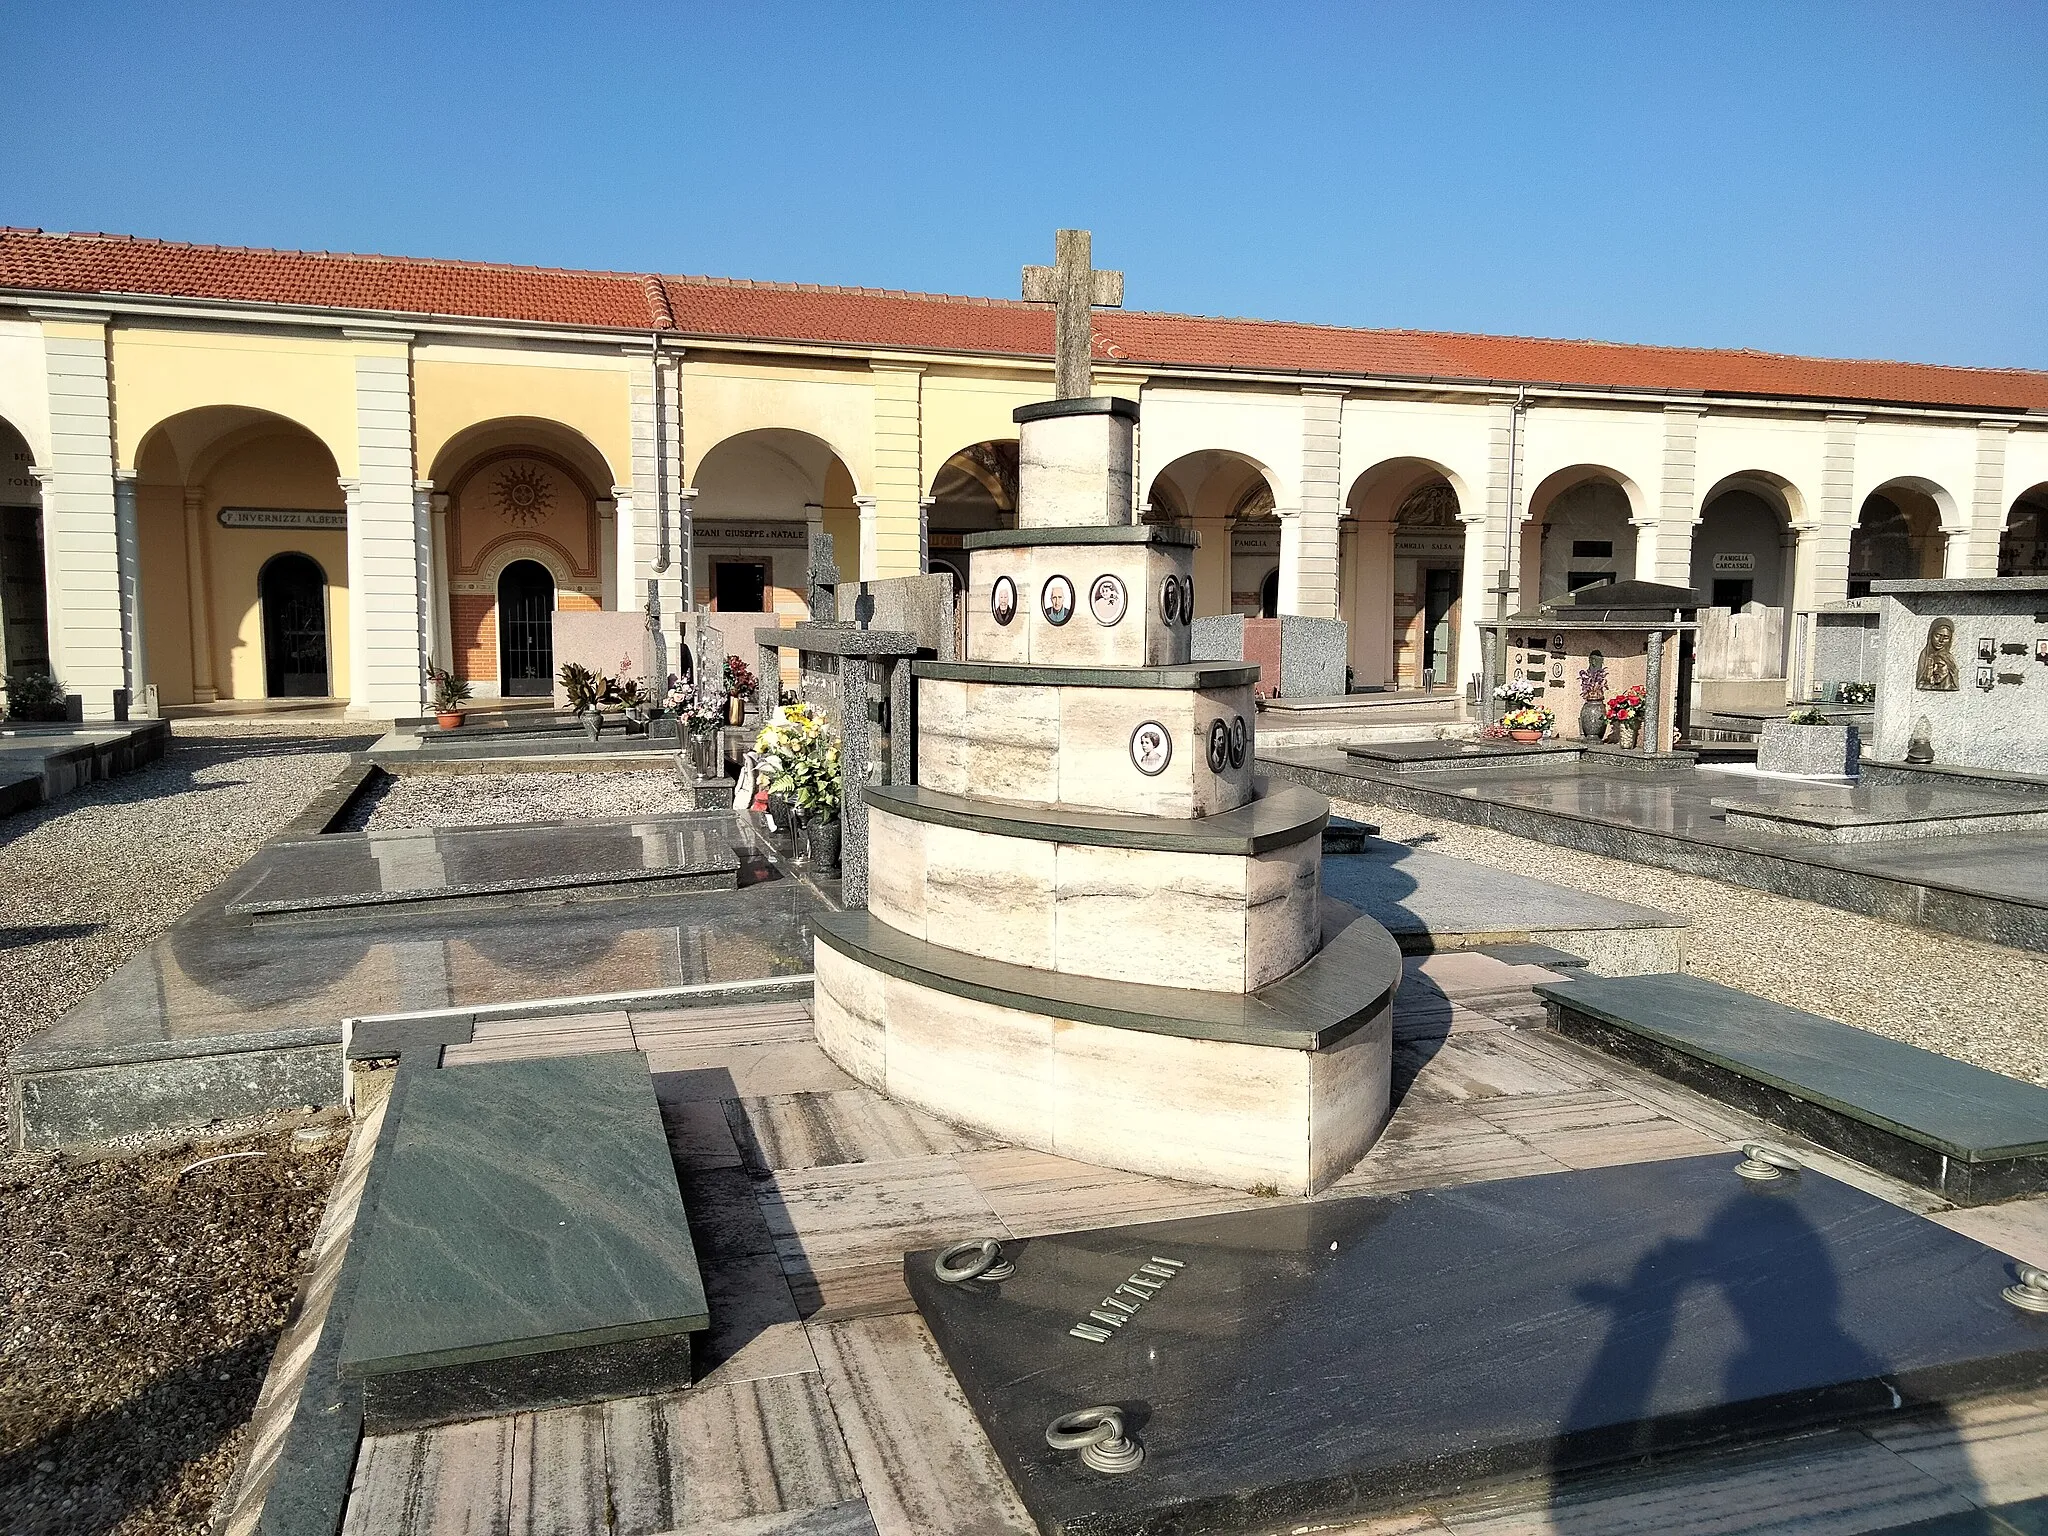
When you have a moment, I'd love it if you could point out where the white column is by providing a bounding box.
[612,486,636,608]
[1941,525,1973,578]
[1277,507,1305,614]
[918,495,934,577]
[36,313,125,718]
[412,481,434,696]
[344,338,426,717]
[429,491,453,671]
[856,494,880,580]
[1458,512,1492,705]
[1346,516,1396,687]
[629,349,687,669]
[1191,515,1232,617]
[113,470,145,713]
[183,486,218,703]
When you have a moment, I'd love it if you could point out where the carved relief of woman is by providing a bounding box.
[1915,617,1960,692]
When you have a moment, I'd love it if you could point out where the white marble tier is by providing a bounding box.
[867,802,1321,992]
[915,664,1257,818]
[1016,402,1136,528]
[812,935,1393,1196]
[966,539,1194,669]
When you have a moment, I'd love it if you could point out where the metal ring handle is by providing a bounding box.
[1046,1406,1144,1473]
[933,1238,1015,1284]
[2004,1265,2048,1314]
[1735,1143,1802,1181]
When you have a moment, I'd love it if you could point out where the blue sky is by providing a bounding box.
[6,1,2045,369]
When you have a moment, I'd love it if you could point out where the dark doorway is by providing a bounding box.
[497,560,555,696]
[1259,568,1280,618]
[1711,577,1754,609]
[260,553,330,697]
[715,560,768,613]
[1422,567,1460,687]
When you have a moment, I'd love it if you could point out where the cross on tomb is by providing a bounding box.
[1022,228,1124,400]
[807,531,839,621]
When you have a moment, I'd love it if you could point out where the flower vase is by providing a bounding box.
[689,729,720,780]
[805,817,842,877]
[725,694,746,727]
[583,711,602,742]
[1579,700,1606,740]
[1618,720,1639,750]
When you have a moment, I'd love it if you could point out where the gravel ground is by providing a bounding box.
[1334,793,2048,1087]
[340,766,693,831]
[0,1122,346,1536]
[0,720,379,1078]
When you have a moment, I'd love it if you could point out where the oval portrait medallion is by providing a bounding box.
[1160,575,1182,626]
[990,574,1018,626]
[1228,714,1247,769]
[1089,573,1127,627]
[1206,717,1230,774]
[1130,720,1173,776]
[1041,575,1076,627]
[1179,575,1195,624]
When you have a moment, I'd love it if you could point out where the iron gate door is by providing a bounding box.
[261,553,330,697]
[498,560,555,695]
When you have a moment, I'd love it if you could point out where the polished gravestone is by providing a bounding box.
[223,811,741,917]
[339,1051,707,1432]
[909,1156,2048,1536]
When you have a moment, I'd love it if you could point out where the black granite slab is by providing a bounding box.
[864,777,1326,856]
[909,1156,2048,1536]
[338,1051,707,1431]
[1542,973,2048,1204]
[914,660,1260,690]
[222,812,741,917]
[964,525,1199,550]
[812,899,1399,1052]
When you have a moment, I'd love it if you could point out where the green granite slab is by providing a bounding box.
[338,1051,707,1379]
[813,900,1400,1051]
[863,777,1326,855]
[1535,973,2048,1161]
[962,525,1198,550]
[913,659,1259,690]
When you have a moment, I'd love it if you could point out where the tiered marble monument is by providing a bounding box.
[811,233,1401,1195]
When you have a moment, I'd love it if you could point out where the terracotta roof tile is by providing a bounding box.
[3,227,2043,413]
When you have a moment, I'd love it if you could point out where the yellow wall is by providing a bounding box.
[682,358,876,491]
[415,355,632,487]
[138,428,350,702]
[111,327,362,475]
[920,370,1042,491]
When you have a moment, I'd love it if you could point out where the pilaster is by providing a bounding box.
[114,470,145,710]
[869,363,924,578]
[1969,421,2012,577]
[345,336,425,716]
[182,485,217,702]
[1286,387,1344,620]
[856,495,880,581]
[36,313,125,717]
[629,348,687,675]
[1652,405,1704,586]
[428,491,453,672]
[1812,414,1861,606]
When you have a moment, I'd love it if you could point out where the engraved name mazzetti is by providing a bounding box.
[1069,1255,1186,1342]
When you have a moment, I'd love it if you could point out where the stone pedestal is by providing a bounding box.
[1014,397,1137,528]
[1758,720,1861,777]
[1192,614,1349,699]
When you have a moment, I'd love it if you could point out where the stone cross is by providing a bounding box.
[1022,229,1123,400]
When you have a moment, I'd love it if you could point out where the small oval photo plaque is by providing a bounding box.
[1130,720,1173,776]
[1160,575,1182,626]
[1206,718,1229,774]
[1041,575,1076,627]
[1089,574,1127,627]
[1179,575,1194,624]
[991,575,1018,626]
[1228,714,1247,769]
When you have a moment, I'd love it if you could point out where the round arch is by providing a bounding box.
[1146,449,1279,620]
[1342,458,1471,692]
[428,416,618,496]
[1852,477,1954,593]
[1521,464,1645,606]
[133,407,347,706]
[1344,456,1473,521]
[689,428,861,619]
[1693,471,1801,612]
[926,439,1018,593]
[0,414,52,695]
[257,551,332,698]
[2002,483,2048,577]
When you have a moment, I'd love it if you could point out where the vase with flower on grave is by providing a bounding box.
[1579,700,1606,740]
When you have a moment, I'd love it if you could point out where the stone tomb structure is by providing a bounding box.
[1481,579,1699,748]
[1870,576,2048,774]
[811,395,1403,1195]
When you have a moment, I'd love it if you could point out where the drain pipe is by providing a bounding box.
[1480,387,1527,714]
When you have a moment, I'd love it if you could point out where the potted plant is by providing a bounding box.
[1502,704,1554,743]
[723,654,758,726]
[3,667,67,722]
[1759,705,1861,777]
[425,664,472,729]
[755,703,843,875]
[1605,684,1647,749]
[1576,665,1609,741]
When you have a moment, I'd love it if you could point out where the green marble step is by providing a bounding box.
[814,899,1400,1052]
[863,777,1327,855]
[913,659,1258,690]
[1538,972,2048,1163]
[338,1050,707,1431]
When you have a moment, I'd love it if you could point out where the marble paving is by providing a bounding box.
[333,957,2048,1536]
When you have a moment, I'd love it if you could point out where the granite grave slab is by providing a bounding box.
[222,811,741,918]
[1540,972,2048,1203]
[338,1050,708,1432]
[909,1155,2048,1536]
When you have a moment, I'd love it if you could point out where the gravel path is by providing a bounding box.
[0,720,379,1076]
[1333,793,2048,1087]
[340,766,694,831]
